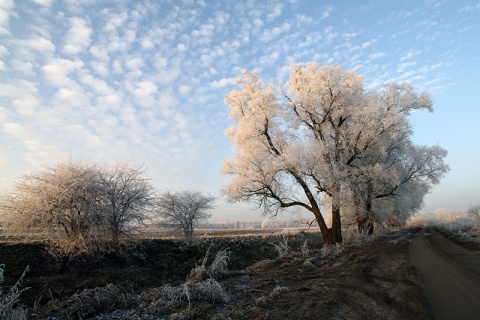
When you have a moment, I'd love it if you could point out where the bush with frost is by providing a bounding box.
[148,278,228,313]
[320,243,344,258]
[270,236,291,257]
[62,283,126,319]
[0,265,29,320]
[189,246,231,281]
[300,239,310,257]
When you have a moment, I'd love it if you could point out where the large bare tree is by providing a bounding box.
[222,63,449,244]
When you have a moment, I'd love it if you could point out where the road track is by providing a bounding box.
[409,228,480,320]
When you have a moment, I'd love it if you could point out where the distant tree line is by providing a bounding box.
[199,219,303,230]
[0,159,215,257]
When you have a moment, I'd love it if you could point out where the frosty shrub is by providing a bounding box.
[60,283,127,318]
[468,204,480,230]
[270,285,290,297]
[148,278,228,313]
[300,239,310,257]
[208,248,230,277]
[188,246,211,282]
[320,243,344,258]
[0,264,29,320]
[270,236,291,257]
[343,226,377,245]
[189,247,230,281]
[255,285,290,307]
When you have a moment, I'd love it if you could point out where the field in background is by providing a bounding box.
[408,209,480,249]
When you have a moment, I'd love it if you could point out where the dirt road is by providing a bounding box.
[409,228,480,320]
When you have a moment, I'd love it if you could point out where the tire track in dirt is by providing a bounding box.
[409,228,480,320]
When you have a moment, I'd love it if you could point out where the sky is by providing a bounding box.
[0,0,479,222]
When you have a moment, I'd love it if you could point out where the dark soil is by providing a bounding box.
[0,229,438,319]
[0,232,321,318]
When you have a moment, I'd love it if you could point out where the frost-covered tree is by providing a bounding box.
[98,161,155,245]
[0,159,158,255]
[343,84,449,231]
[156,191,216,243]
[0,159,104,256]
[222,63,449,244]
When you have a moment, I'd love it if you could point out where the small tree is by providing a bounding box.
[98,161,155,246]
[0,159,104,256]
[156,191,216,243]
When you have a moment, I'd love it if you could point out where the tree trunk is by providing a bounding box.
[314,208,333,245]
[331,203,342,243]
[331,190,342,243]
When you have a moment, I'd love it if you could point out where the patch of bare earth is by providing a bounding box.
[2,231,430,319]
[214,230,426,320]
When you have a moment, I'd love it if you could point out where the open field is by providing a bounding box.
[1,225,480,319]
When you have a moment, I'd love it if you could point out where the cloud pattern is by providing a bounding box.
[0,0,479,219]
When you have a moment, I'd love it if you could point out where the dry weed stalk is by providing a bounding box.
[0,264,29,320]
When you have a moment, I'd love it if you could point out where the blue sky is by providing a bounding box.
[0,0,479,222]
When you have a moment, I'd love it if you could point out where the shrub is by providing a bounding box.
[0,264,29,320]
[148,278,228,313]
[189,247,231,281]
[270,236,291,257]
[320,243,344,258]
[208,248,230,277]
[61,283,126,318]
[300,239,310,257]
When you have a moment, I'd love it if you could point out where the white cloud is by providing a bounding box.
[177,43,187,51]
[89,45,110,62]
[369,52,385,59]
[102,11,128,32]
[213,10,229,25]
[62,17,92,55]
[125,56,144,71]
[397,61,416,72]
[11,59,35,75]
[267,3,283,21]
[90,61,109,77]
[253,18,263,29]
[140,37,154,49]
[0,0,15,35]
[31,0,54,7]
[97,92,123,107]
[210,77,234,89]
[457,3,480,13]
[320,5,334,20]
[192,23,214,38]
[324,26,338,42]
[296,14,313,25]
[0,44,7,56]
[135,80,157,97]
[12,36,55,58]
[259,51,280,65]
[42,58,84,87]
[80,74,113,95]
[259,23,291,42]
[400,49,421,61]
[200,54,212,68]
[178,84,191,95]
